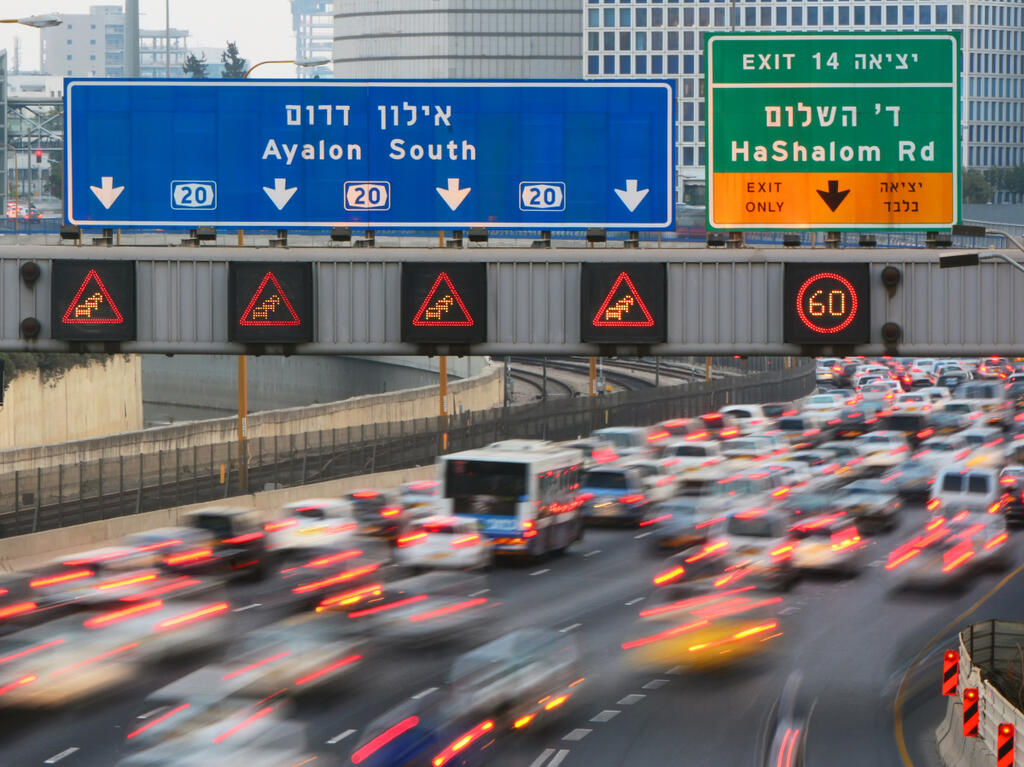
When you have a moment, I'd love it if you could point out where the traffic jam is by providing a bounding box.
[2,355,1024,766]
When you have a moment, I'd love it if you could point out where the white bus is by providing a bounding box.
[438,440,585,559]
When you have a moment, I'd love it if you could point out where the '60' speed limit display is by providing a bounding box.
[783,262,870,345]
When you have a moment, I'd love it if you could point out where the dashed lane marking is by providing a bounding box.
[44,748,79,764]
[666,665,683,675]
[624,597,645,606]
[549,749,572,767]
[528,748,555,767]
[531,568,551,576]
[779,606,801,616]
[617,694,646,705]
[233,603,261,612]
[634,532,652,539]
[137,707,166,720]
[468,588,491,598]
[591,710,621,723]
[584,550,602,558]
[326,729,356,745]
[411,687,437,699]
[559,623,582,633]
[642,679,669,690]
[563,729,592,742]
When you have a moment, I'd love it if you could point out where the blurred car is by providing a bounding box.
[892,392,932,414]
[591,426,662,456]
[773,490,842,522]
[801,393,846,418]
[344,489,407,540]
[834,479,901,534]
[621,585,783,671]
[394,515,490,571]
[936,370,971,389]
[697,412,743,440]
[953,381,1011,427]
[265,498,358,557]
[790,513,865,576]
[900,368,934,390]
[184,508,270,580]
[122,527,225,577]
[852,431,911,473]
[656,417,703,438]
[399,479,446,513]
[886,515,1007,589]
[641,498,712,553]
[761,402,798,420]
[932,400,984,433]
[928,466,1001,515]
[771,415,828,448]
[660,439,725,471]
[880,460,935,503]
[717,508,799,591]
[559,439,619,470]
[976,357,1013,380]
[832,404,881,439]
[277,546,383,612]
[879,412,935,448]
[580,465,652,525]
[720,404,772,434]
[720,435,786,461]
[622,458,681,503]
[915,435,971,470]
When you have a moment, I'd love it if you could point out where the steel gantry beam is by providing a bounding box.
[0,246,1020,356]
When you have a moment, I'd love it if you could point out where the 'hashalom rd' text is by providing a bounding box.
[731,140,935,164]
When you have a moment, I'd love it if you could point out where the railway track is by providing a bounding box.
[509,367,576,399]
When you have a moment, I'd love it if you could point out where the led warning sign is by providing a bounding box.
[580,263,666,344]
[401,263,486,344]
[783,262,871,345]
[51,260,136,341]
[228,262,313,344]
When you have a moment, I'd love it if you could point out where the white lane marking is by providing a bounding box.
[618,694,646,705]
[528,748,555,767]
[643,679,669,690]
[868,559,885,568]
[233,603,261,612]
[584,550,602,558]
[549,749,572,767]
[411,687,437,700]
[634,532,652,539]
[591,709,621,723]
[326,729,356,745]
[563,729,592,741]
[137,706,167,720]
[559,623,582,633]
[779,606,801,616]
[531,568,551,576]
[44,748,79,764]
[469,588,491,598]
[624,597,645,606]
[666,665,683,675]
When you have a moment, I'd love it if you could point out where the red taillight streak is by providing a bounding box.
[0,638,64,665]
[222,651,292,681]
[985,533,1009,550]
[0,601,37,620]
[693,596,783,621]
[696,516,726,529]
[155,602,229,631]
[351,716,420,764]
[0,674,37,696]
[349,594,429,618]
[294,654,361,686]
[292,563,379,594]
[639,514,671,528]
[126,703,191,740]
[647,430,670,442]
[222,532,264,545]
[451,534,481,549]
[685,431,710,441]
[621,619,709,650]
[305,550,364,569]
[164,549,212,566]
[212,705,275,744]
[265,519,298,532]
[408,598,488,623]
[316,584,383,610]
[514,714,535,729]
[84,599,164,629]
[396,532,429,548]
[30,569,93,588]
[51,642,139,676]
[431,720,495,767]
[381,508,402,518]
[135,539,183,552]
[352,490,379,499]
[121,577,201,602]
[544,694,569,710]
[771,487,791,498]
[926,499,942,511]
[639,586,756,618]
[653,566,685,585]
[770,545,794,558]
[942,549,975,573]
[685,540,729,563]
[96,572,159,591]
[619,494,645,505]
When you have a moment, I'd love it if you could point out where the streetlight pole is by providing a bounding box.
[165,0,170,78]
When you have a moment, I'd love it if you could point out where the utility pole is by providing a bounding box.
[125,0,140,77]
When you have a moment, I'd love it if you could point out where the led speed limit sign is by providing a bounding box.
[783,263,871,344]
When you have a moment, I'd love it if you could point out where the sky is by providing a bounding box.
[0,0,301,76]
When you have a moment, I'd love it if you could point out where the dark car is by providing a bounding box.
[834,403,884,439]
[344,489,407,540]
[641,498,708,553]
[762,402,798,420]
[936,371,970,389]
[879,412,934,448]
[1006,383,1024,411]
[184,508,270,580]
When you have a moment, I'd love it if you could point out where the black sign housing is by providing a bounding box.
[401,262,487,344]
[580,263,667,344]
[783,262,871,345]
[228,261,314,344]
[51,259,137,341]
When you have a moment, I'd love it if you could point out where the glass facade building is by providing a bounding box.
[582,0,1024,202]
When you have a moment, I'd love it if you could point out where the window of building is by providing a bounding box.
[652,8,663,26]
[605,31,615,50]
[652,31,663,50]
[67,39,72,45]
[636,8,647,26]
[588,9,599,26]
[838,7,850,25]
[651,55,663,74]
[90,54,96,60]
[636,56,647,74]
[745,7,756,26]
[604,55,615,74]
[823,7,834,25]
[683,125,693,141]
[683,147,693,165]
[936,5,947,24]
[902,5,913,23]
[66,54,72,60]
[792,7,802,25]
[667,8,679,26]
[604,8,615,26]
[589,32,599,51]
[667,55,679,74]
[668,31,679,49]
[681,31,691,50]
[919,5,930,24]
[683,102,694,121]
[683,54,694,73]
[807,7,818,25]
[870,6,881,25]
[760,6,770,25]
[886,6,898,25]
[588,55,599,75]
[619,55,631,74]
[620,8,631,25]
[620,31,631,50]
[636,31,647,50]
[776,7,787,25]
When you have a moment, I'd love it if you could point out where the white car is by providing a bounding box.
[721,404,772,435]
[624,458,682,503]
[802,393,846,417]
[394,515,490,570]
[918,386,952,408]
[916,435,971,470]
[852,431,911,472]
[716,507,799,590]
[266,498,358,555]
[928,466,1002,514]
[892,392,932,413]
[913,359,939,375]
[860,383,899,403]
[660,439,724,471]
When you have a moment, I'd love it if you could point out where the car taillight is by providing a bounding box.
[265,519,297,532]
[653,565,685,585]
[620,494,645,505]
[396,532,428,548]
[926,498,942,511]
[770,544,794,560]
[222,532,263,545]
[381,507,401,518]
[450,534,480,549]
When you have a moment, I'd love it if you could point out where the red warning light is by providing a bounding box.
[592,272,655,328]
[61,269,125,325]
[239,271,301,327]
[411,272,475,327]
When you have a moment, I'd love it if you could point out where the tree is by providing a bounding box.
[220,41,247,78]
[962,169,993,204]
[182,52,208,79]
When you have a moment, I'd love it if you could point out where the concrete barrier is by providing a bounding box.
[0,464,435,573]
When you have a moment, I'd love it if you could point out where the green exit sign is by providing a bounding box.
[706,33,960,231]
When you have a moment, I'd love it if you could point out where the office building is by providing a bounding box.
[293,0,333,78]
[332,0,581,79]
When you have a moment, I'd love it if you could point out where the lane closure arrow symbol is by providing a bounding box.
[436,178,471,211]
[614,179,650,212]
[263,178,297,210]
[89,176,124,209]
[817,180,850,212]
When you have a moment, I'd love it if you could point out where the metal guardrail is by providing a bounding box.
[0,359,814,538]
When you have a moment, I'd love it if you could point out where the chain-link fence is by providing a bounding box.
[0,360,814,538]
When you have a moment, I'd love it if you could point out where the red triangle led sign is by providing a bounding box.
[61,269,125,325]
[592,271,655,327]
[239,271,302,326]
[412,271,475,327]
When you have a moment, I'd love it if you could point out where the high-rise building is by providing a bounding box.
[40,4,194,79]
[332,0,582,79]
[293,0,333,78]
[582,1,1023,203]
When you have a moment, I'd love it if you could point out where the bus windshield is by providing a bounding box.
[445,460,528,498]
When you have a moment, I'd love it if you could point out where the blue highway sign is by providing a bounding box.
[65,80,675,229]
